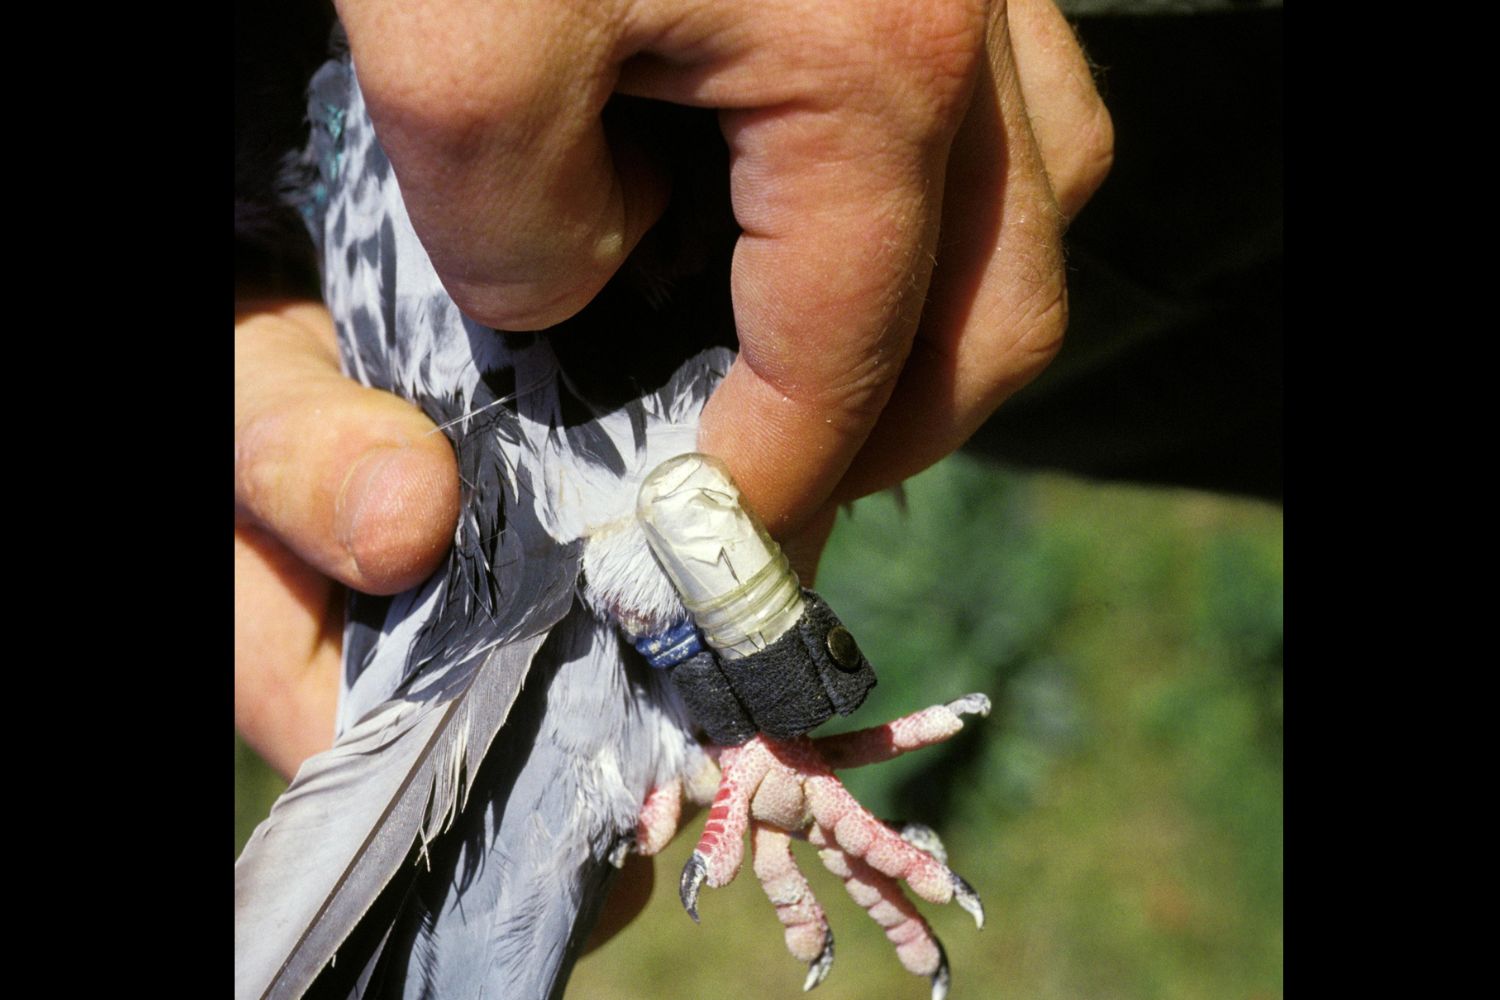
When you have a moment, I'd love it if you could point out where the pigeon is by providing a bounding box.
[235,40,988,1000]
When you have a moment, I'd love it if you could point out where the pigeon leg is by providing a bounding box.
[813,694,991,771]
[635,738,721,858]
[891,821,948,866]
[809,823,950,999]
[796,696,989,926]
[634,777,684,857]
[805,773,952,907]
[751,820,835,991]
[680,742,774,921]
[678,695,987,989]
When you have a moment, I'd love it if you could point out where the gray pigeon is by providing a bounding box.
[235,41,987,1000]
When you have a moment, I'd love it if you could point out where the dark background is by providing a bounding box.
[236,1,1284,501]
[235,5,1283,997]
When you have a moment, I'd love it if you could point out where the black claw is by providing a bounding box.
[950,869,985,930]
[945,693,991,718]
[930,938,951,1000]
[803,927,835,992]
[680,851,707,923]
[893,820,948,866]
[607,832,635,870]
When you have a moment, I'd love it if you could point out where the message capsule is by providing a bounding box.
[637,453,805,661]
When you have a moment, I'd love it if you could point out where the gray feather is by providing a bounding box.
[234,632,552,1000]
[344,602,700,1000]
[240,44,736,1000]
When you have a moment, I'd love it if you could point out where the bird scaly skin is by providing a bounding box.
[635,694,991,997]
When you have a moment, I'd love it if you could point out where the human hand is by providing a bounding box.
[234,298,461,780]
[236,0,1108,814]
[332,0,1111,575]
[235,300,666,943]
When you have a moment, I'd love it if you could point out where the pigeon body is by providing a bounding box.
[238,41,987,1000]
[236,51,730,1000]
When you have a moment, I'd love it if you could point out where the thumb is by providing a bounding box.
[234,299,459,595]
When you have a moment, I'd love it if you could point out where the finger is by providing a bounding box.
[834,0,1096,501]
[618,0,990,538]
[235,523,342,781]
[235,299,459,595]
[781,504,837,586]
[336,0,669,330]
[1007,0,1114,219]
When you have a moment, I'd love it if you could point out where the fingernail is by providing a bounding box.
[334,440,458,592]
[334,446,401,565]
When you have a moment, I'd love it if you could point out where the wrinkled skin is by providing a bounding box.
[235,0,1111,944]
[634,695,993,993]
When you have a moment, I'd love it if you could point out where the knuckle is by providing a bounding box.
[1011,264,1068,379]
[1060,96,1115,215]
[355,9,612,157]
[446,272,607,332]
[869,0,988,125]
[1080,98,1116,188]
[965,203,1070,397]
[234,409,292,525]
[367,60,548,156]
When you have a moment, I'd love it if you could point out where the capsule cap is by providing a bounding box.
[638,453,804,660]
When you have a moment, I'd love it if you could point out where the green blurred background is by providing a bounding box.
[235,454,1282,1000]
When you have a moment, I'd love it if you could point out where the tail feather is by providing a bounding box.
[309,603,697,1000]
[238,37,738,1000]
[235,630,556,1000]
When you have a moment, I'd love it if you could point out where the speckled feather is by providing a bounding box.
[237,50,736,1000]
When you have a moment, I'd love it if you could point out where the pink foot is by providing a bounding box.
[676,694,990,994]
[629,744,721,864]
[753,821,836,990]
[810,823,951,998]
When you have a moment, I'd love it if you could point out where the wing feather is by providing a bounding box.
[235,632,551,1000]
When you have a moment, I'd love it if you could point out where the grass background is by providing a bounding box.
[236,454,1283,999]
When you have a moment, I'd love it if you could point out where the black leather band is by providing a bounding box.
[669,589,878,746]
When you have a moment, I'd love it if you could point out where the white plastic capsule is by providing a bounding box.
[637,453,805,661]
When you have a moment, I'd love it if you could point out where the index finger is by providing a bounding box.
[620,0,988,539]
